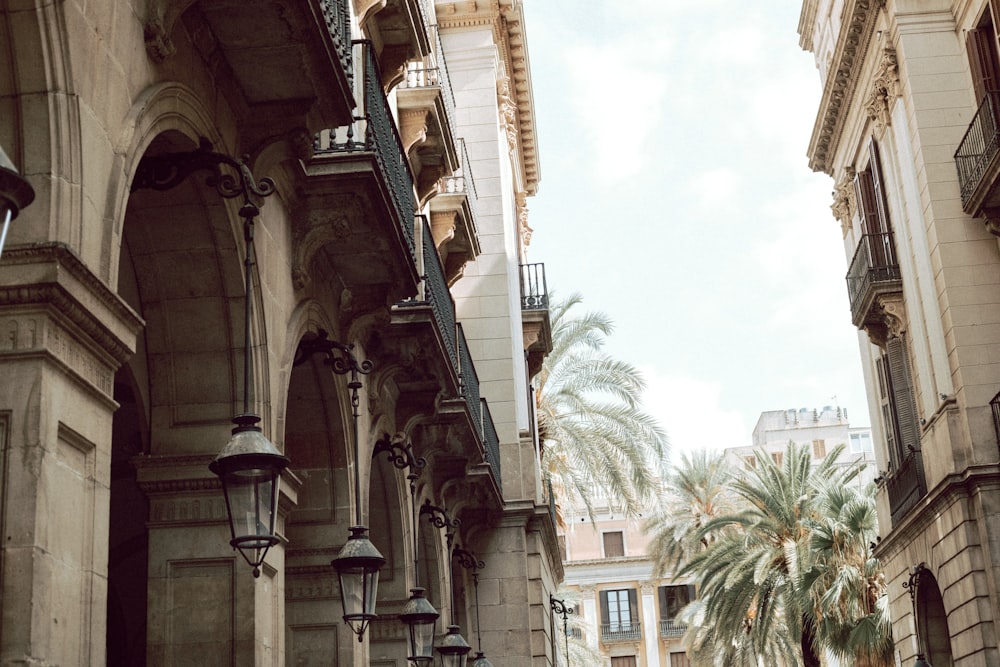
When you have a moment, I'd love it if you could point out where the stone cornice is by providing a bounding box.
[807,0,885,175]
[873,464,1000,562]
[0,243,144,363]
[437,0,540,195]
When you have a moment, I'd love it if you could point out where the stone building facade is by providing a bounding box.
[0,0,561,665]
[799,1,1000,664]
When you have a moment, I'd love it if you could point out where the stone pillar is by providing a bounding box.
[0,245,142,665]
[641,586,661,667]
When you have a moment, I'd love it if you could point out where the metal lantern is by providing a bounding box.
[0,146,35,260]
[333,525,386,640]
[401,587,439,665]
[914,656,932,667]
[210,414,289,577]
[436,625,471,667]
[468,653,494,667]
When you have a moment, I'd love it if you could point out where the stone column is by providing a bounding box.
[641,586,661,667]
[0,245,142,665]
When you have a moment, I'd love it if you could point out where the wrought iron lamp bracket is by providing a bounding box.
[373,435,426,475]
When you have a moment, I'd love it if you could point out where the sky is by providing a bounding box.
[520,1,872,455]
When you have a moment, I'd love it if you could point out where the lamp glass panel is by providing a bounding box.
[410,618,436,661]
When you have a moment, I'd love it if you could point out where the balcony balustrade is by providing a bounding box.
[315,40,417,258]
[659,619,687,639]
[481,397,502,484]
[991,390,1000,450]
[846,232,901,328]
[955,90,1000,212]
[519,262,552,377]
[320,0,352,75]
[520,263,549,310]
[887,449,927,526]
[601,623,642,643]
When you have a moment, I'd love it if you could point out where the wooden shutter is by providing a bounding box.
[886,336,921,453]
[868,140,893,238]
[685,584,697,604]
[876,354,901,468]
[853,169,881,236]
[968,24,1000,104]
[603,531,625,558]
[627,589,638,627]
[658,586,668,616]
[599,590,609,625]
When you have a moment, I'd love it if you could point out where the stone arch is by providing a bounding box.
[916,570,953,667]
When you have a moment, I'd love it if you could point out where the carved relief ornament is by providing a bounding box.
[864,293,907,348]
[831,167,857,238]
[864,48,900,132]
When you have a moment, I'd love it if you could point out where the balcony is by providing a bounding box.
[397,24,460,202]
[991,390,1000,449]
[659,619,687,639]
[429,138,482,284]
[159,0,355,142]
[601,623,642,643]
[846,232,902,331]
[520,263,552,378]
[301,40,420,308]
[358,0,432,89]
[887,449,927,526]
[955,91,1000,216]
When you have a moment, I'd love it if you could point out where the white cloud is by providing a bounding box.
[639,367,750,457]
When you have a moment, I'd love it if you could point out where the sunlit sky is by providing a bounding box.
[521,1,872,455]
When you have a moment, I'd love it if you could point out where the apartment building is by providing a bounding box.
[559,489,693,667]
[726,406,876,487]
[0,1,560,665]
[799,1,1000,664]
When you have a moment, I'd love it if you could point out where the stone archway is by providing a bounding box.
[916,571,953,667]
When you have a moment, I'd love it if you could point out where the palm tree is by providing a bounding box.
[680,442,862,666]
[537,293,668,520]
[644,449,741,579]
[805,478,893,666]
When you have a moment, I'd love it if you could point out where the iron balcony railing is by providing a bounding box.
[319,0,352,76]
[314,40,416,257]
[457,324,483,430]
[520,263,549,310]
[481,397,501,483]
[659,619,686,638]
[438,137,480,231]
[955,90,1000,207]
[845,232,901,320]
[887,449,926,526]
[600,623,641,642]
[992,390,1000,451]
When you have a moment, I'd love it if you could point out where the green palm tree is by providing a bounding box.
[644,449,741,579]
[805,478,893,666]
[537,293,668,520]
[680,442,861,666]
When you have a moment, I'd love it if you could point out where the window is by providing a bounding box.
[603,531,625,558]
[744,455,756,469]
[610,657,637,667]
[600,588,638,635]
[876,336,920,470]
[670,653,691,667]
[812,439,826,458]
[967,5,1000,105]
[850,432,873,454]
[659,585,695,620]
[771,451,783,466]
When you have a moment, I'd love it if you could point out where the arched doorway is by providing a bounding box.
[916,570,953,667]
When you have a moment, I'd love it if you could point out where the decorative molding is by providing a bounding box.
[831,167,857,238]
[864,293,907,348]
[515,191,532,248]
[864,48,900,132]
[497,75,520,165]
[807,0,885,174]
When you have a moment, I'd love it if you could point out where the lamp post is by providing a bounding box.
[132,140,289,578]
[374,435,439,665]
[421,502,471,667]
[454,547,490,667]
[0,145,36,261]
[550,595,573,667]
[904,563,932,667]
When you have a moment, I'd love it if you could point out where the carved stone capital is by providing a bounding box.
[864,293,907,348]
[832,167,857,238]
[864,48,900,132]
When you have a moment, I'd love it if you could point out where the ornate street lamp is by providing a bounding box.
[0,145,36,261]
[295,331,384,640]
[374,435,439,664]
[904,563,933,667]
[550,595,574,667]
[454,548,490,667]
[132,140,289,578]
[422,502,471,667]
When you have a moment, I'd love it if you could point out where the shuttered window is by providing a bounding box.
[610,657,637,667]
[812,439,827,458]
[875,336,920,468]
[658,585,696,620]
[670,653,692,667]
[600,589,638,629]
[603,531,625,558]
[967,6,1000,104]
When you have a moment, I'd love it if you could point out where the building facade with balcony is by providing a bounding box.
[0,0,560,665]
[559,491,693,667]
[800,1,1000,665]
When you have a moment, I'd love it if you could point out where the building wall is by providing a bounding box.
[0,1,561,665]
[801,0,1000,664]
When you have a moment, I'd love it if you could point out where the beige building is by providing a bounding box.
[558,489,692,667]
[726,406,877,488]
[799,1,1000,665]
[0,1,562,665]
